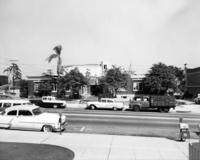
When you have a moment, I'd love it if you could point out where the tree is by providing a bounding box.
[57,68,88,98]
[37,81,52,97]
[168,65,185,92]
[100,66,130,97]
[143,63,177,95]
[3,63,22,88]
[46,45,63,77]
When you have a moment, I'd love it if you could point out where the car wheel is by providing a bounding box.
[159,108,168,113]
[53,104,58,108]
[134,106,140,112]
[43,125,53,132]
[90,105,96,110]
[113,107,118,111]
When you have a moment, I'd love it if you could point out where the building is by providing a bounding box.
[131,74,145,93]
[26,61,145,98]
[0,75,9,95]
[185,66,200,97]
[26,75,57,97]
[63,62,110,97]
[26,62,110,97]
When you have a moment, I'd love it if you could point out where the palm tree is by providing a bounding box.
[46,45,63,78]
[3,63,22,90]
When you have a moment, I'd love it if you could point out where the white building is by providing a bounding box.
[63,61,111,97]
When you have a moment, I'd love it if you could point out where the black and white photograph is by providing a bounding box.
[0,0,200,160]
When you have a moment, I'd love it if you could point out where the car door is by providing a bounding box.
[11,110,37,130]
[106,99,114,109]
[0,110,17,128]
[140,97,150,108]
[100,99,107,108]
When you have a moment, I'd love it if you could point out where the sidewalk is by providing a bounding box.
[0,130,196,160]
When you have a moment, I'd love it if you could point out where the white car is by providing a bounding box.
[0,99,31,114]
[0,105,67,132]
[86,98,124,110]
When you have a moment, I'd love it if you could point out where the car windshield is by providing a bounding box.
[32,108,42,115]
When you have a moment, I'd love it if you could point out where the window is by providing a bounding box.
[0,103,2,107]
[107,100,113,103]
[7,110,17,116]
[19,110,32,116]
[101,100,106,102]
[13,103,21,106]
[32,108,42,115]
[135,97,141,101]
[3,103,11,108]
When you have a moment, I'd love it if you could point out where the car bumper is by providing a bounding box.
[53,122,67,132]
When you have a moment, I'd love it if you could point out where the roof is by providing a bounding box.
[0,99,29,103]
[6,104,38,111]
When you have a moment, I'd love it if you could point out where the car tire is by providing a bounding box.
[113,107,118,111]
[159,108,169,113]
[53,104,58,109]
[90,105,96,110]
[43,125,53,132]
[134,106,140,112]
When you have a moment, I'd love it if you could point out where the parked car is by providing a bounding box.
[29,96,67,108]
[0,105,67,132]
[86,98,125,110]
[0,99,31,114]
[0,94,13,99]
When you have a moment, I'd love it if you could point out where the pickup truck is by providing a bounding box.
[129,95,175,112]
[86,98,125,110]
[29,96,66,108]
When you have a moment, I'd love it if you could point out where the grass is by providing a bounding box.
[0,142,74,160]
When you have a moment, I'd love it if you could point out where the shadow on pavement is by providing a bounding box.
[0,142,75,160]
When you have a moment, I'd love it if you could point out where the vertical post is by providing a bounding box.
[59,112,62,135]
[184,63,187,95]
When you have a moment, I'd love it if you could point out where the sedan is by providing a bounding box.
[0,105,67,132]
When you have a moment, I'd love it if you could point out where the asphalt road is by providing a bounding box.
[60,109,200,139]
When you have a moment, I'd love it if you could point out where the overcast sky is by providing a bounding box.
[0,0,200,76]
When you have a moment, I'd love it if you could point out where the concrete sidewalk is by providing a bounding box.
[0,130,197,160]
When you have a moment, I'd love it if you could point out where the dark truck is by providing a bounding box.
[129,95,175,112]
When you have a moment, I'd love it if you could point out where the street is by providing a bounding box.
[59,109,200,139]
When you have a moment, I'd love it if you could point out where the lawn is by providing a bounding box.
[0,142,74,160]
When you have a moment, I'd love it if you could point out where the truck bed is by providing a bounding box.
[150,95,175,107]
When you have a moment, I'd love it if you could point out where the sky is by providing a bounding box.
[0,0,200,77]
